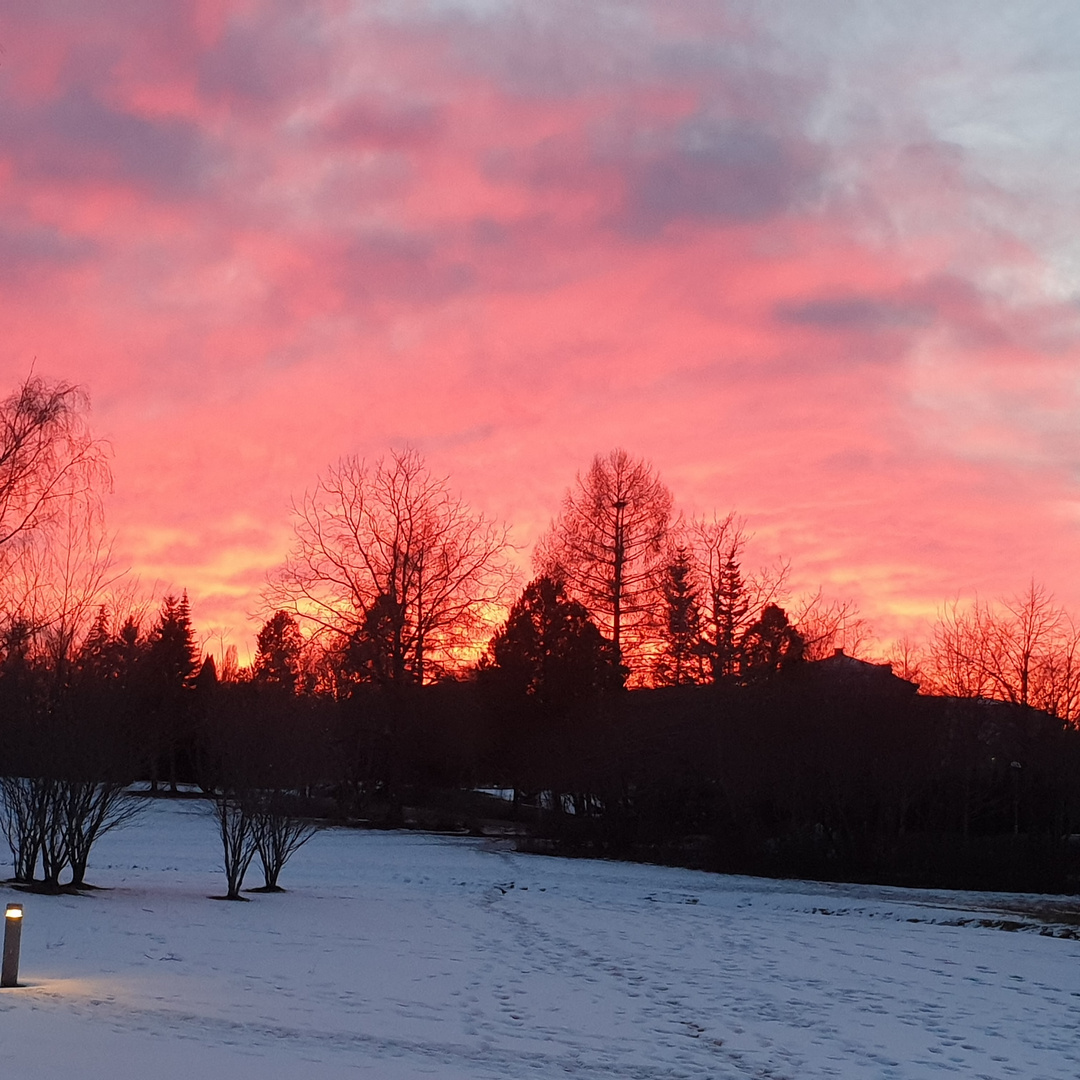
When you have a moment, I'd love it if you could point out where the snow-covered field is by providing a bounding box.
[1,801,1078,1080]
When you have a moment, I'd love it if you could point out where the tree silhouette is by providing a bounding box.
[925,582,1080,721]
[653,547,704,686]
[482,576,624,810]
[345,592,407,687]
[689,513,788,683]
[792,590,870,661]
[708,545,749,680]
[536,449,671,680]
[144,593,198,791]
[253,610,304,693]
[738,604,804,684]
[266,449,513,684]
[0,375,109,555]
[0,600,147,890]
[486,576,624,707]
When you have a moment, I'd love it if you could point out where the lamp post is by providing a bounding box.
[2,903,23,987]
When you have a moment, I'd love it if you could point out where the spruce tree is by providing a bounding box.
[653,548,704,685]
[145,593,198,791]
[709,551,750,681]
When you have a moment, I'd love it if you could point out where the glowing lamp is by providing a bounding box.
[2,902,23,987]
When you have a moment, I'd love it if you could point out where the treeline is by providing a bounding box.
[2,374,1080,896]
[5,592,1078,893]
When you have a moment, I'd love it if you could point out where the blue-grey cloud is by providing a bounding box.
[0,89,208,195]
[0,222,97,285]
[197,8,330,113]
[621,125,817,232]
[777,295,934,330]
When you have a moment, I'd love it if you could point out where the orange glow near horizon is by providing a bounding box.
[3,2,1080,663]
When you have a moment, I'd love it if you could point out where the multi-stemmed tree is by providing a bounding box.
[0,375,150,889]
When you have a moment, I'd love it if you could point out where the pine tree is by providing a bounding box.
[148,593,197,689]
[253,610,304,693]
[345,593,407,687]
[75,606,113,684]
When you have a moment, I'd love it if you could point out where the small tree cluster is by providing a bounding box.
[199,680,328,899]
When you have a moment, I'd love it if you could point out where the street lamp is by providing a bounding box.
[2,903,23,987]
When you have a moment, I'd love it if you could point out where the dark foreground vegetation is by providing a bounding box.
[1,373,1079,896]
[3,636,1079,895]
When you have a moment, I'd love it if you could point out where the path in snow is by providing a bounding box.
[1,800,1078,1079]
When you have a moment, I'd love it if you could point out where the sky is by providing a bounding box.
[3,0,1080,662]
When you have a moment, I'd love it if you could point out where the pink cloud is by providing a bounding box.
[2,1,1079,658]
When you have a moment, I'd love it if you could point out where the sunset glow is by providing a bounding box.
[3,1,1079,659]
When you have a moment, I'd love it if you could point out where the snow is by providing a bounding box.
[2,800,1079,1079]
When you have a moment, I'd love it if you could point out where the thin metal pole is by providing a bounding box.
[2,903,23,987]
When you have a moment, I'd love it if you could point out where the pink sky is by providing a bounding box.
[3,1,1080,662]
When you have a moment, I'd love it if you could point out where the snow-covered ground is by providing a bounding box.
[1,801,1078,1080]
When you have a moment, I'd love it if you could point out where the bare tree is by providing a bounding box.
[0,375,109,557]
[882,635,928,687]
[0,375,129,889]
[0,775,47,883]
[536,449,671,677]
[266,449,514,684]
[63,778,145,889]
[925,583,1080,721]
[0,375,114,682]
[0,600,148,890]
[212,792,259,900]
[0,495,119,688]
[250,790,320,891]
[791,590,871,661]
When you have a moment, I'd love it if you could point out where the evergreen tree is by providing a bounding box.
[709,550,750,681]
[147,593,197,689]
[345,593,407,687]
[75,606,113,685]
[653,547,704,686]
[253,610,304,693]
[144,593,198,791]
[486,576,625,708]
[738,604,804,684]
[482,576,624,809]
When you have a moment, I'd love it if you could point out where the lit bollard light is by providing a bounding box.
[2,903,23,987]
